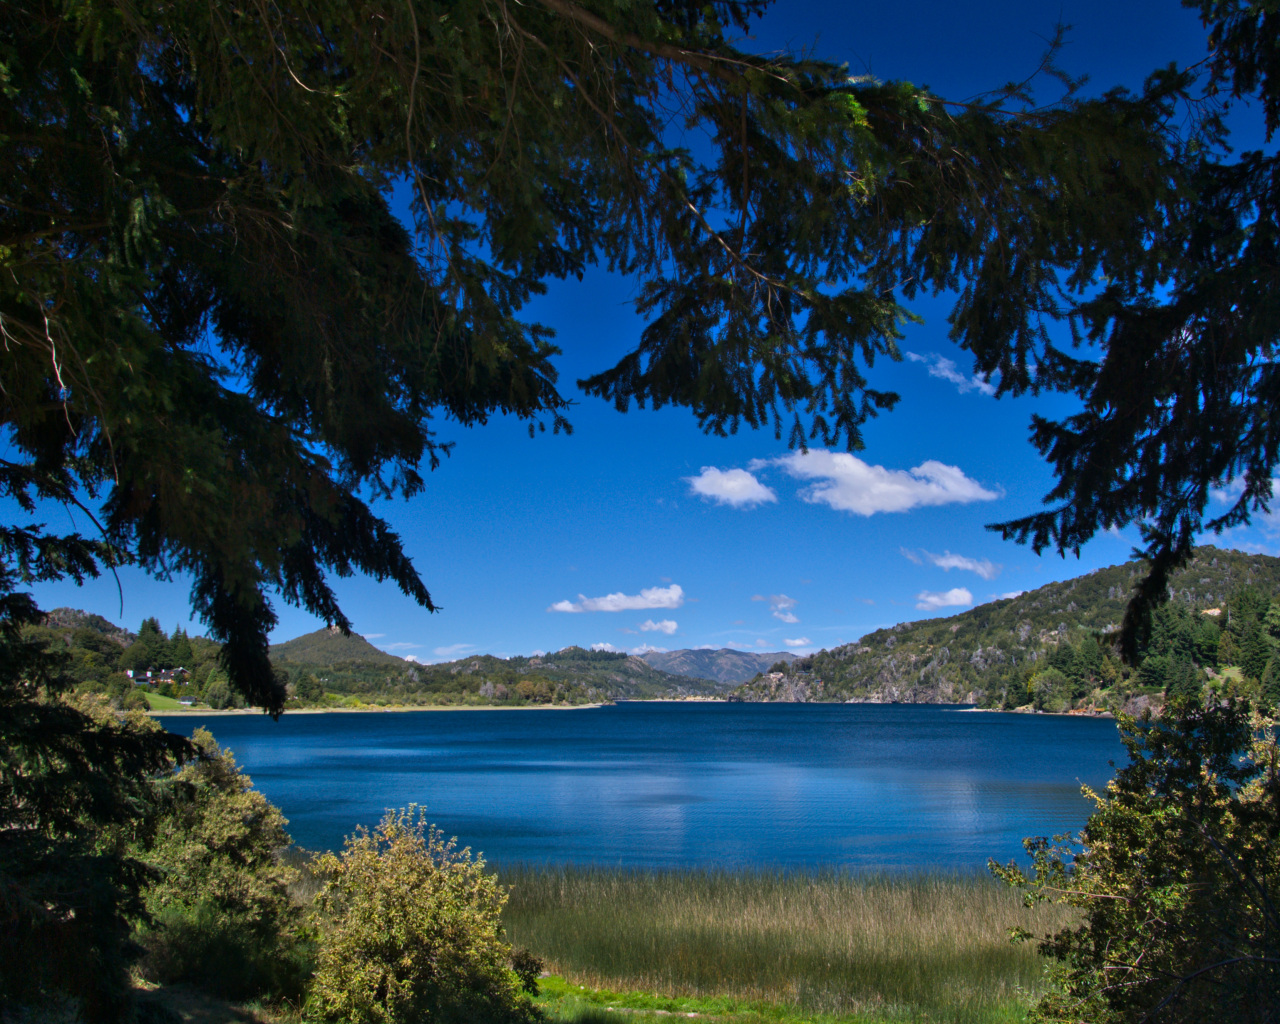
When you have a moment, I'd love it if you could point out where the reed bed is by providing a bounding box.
[498,865,1076,1024]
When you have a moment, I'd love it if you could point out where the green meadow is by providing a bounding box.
[499,866,1076,1024]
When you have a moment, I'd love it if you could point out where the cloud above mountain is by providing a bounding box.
[752,450,998,516]
[915,587,974,611]
[549,584,684,613]
[901,547,1001,580]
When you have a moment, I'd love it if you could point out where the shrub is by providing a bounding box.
[135,728,311,1001]
[994,698,1279,1023]
[309,807,538,1024]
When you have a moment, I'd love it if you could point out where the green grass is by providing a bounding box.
[140,689,183,710]
[500,866,1075,1024]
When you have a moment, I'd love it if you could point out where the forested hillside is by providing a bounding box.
[32,613,718,710]
[730,547,1280,712]
[641,648,798,684]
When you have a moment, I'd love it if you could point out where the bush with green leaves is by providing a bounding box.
[135,728,311,1001]
[993,698,1279,1023]
[309,807,537,1024]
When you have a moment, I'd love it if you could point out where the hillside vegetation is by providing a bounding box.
[640,648,798,684]
[730,547,1280,713]
[33,613,720,711]
[271,635,724,708]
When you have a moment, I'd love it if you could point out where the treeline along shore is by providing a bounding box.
[38,546,1280,719]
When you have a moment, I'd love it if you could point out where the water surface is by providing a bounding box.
[158,702,1123,869]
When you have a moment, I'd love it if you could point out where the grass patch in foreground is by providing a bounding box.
[501,866,1076,1024]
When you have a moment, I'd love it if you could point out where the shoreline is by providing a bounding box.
[149,702,607,717]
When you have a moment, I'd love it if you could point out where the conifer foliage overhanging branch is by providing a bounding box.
[1,0,1273,708]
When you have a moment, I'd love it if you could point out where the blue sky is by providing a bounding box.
[26,1,1279,660]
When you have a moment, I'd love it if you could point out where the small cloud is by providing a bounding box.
[756,450,998,516]
[531,649,546,657]
[784,637,812,647]
[755,639,768,647]
[997,590,1025,600]
[916,587,974,611]
[432,642,475,657]
[694,644,717,650]
[905,351,997,396]
[362,633,386,639]
[861,598,875,605]
[687,466,778,508]
[591,642,624,652]
[751,595,765,602]
[769,594,799,624]
[404,655,424,664]
[639,619,678,635]
[905,549,1002,580]
[898,547,923,565]
[549,584,684,613]
[384,641,424,651]
[632,643,667,655]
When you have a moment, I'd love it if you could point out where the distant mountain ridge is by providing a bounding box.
[640,648,798,684]
[728,546,1280,708]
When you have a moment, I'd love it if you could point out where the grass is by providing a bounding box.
[141,689,184,710]
[500,866,1076,1024]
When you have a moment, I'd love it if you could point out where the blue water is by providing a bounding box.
[157,702,1124,869]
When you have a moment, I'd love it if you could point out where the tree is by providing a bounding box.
[0,0,1204,709]
[0,577,189,1020]
[993,698,1279,1024]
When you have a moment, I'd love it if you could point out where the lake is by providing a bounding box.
[157,701,1124,870]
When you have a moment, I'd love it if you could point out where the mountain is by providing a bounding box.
[43,607,133,646]
[267,633,721,705]
[728,546,1280,708]
[401,647,723,703]
[641,648,798,685]
[270,627,408,668]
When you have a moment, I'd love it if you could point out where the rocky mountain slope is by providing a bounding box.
[640,648,797,684]
[729,546,1280,706]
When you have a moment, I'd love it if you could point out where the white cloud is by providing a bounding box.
[549,583,684,613]
[768,594,799,623]
[913,549,1001,580]
[362,633,386,639]
[915,587,974,611]
[756,450,998,516]
[997,590,1025,600]
[632,643,667,655]
[384,641,423,651]
[404,655,424,664]
[639,619,678,635]
[906,351,997,396]
[687,467,777,508]
[432,642,475,657]
[898,547,922,564]
[784,637,812,647]
[591,642,624,652]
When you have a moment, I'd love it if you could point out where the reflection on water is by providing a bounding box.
[158,702,1123,869]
